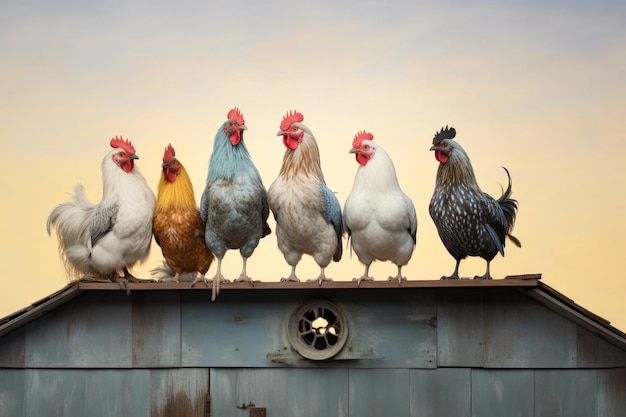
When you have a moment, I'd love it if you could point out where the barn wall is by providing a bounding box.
[0,286,625,416]
[1,287,623,370]
[0,368,208,417]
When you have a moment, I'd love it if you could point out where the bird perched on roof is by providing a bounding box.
[199,107,271,300]
[151,144,214,282]
[47,137,156,284]
[429,126,521,279]
[343,131,417,285]
[267,110,343,284]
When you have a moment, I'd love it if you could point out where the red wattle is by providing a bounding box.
[165,169,177,182]
[229,132,241,146]
[283,136,299,150]
[435,150,448,163]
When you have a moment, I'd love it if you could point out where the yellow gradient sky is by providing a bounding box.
[1,1,625,330]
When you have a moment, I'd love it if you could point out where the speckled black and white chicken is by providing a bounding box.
[429,126,521,279]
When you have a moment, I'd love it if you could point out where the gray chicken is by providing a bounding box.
[429,126,521,279]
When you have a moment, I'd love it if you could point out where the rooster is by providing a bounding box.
[343,131,417,285]
[200,107,270,300]
[429,126,521,279]
[267,110,343,284]
[47,137,156,283]
[151,144,214,282]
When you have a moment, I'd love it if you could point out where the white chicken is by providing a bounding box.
[343,131,417,285]
[47,137,156,283]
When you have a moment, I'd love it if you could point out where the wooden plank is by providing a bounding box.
[77,277,540,291]
[210,368,348,417]
[534,370,597,417]
[181,292,289,367]
[471,369,534,417]
[150,368,209,417]
[0,327,25,367]
[24,369,88,416]
[132,291,181,367]
[410,368,471,417]
[17,368,209,416]
[83,369,151,417]
[483,289,577,368]
[0,282,83,338]
[349,369,410,417]
[339,290,437,368]
[182,289,437,368]
[437,289,484,367]
[577,326,615,368]
[598,368,626,417]
[25,292,132,368]
[0,369,25,417]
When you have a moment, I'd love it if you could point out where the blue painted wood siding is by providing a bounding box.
[0,286,625,416]
[1,288,623,369]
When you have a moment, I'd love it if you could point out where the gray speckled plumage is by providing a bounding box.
[429,126,520,280]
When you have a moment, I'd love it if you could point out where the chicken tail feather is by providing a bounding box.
[47,184,98,278]
[497,167,518,232]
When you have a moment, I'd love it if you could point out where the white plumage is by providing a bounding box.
[268,110,343,284]
[343,132,417,285]
[47,137,156,281]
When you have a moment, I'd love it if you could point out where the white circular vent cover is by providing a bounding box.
[288,300,349,360]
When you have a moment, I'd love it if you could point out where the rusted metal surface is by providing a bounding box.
[150,368,208,417]
[249,406,266,417]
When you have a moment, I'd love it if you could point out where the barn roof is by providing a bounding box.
[1,273,625,350]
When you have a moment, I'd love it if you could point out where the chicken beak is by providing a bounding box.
[240,124,248,131]
[349,148,359,154]
[130,154,139,160]
[429,144,438,151]
[277,130,285,136]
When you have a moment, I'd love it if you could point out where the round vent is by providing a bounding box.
[288,300,349,360]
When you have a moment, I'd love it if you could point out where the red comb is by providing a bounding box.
[227,107,245,125]
[280,110,304,131]
[163,143,175,163]
[110,136,136,155]
[352,130,374,148]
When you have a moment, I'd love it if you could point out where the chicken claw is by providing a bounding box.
[354,275,374,286]
[280,266,301,282]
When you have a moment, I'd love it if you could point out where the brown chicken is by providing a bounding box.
[152,144,214,282]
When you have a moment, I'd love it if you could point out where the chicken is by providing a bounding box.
[46,137,156,284]
[429,126,521,280]
[199,107,270,300]
[151,144,214,282]
[267,110,343,284]
[343,131,417,285]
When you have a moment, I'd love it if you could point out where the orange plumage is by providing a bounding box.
[152,144,214,281]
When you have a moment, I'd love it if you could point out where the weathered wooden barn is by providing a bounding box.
[0,274,624,416]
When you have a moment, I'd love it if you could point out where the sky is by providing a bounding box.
[1,1,625,331]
